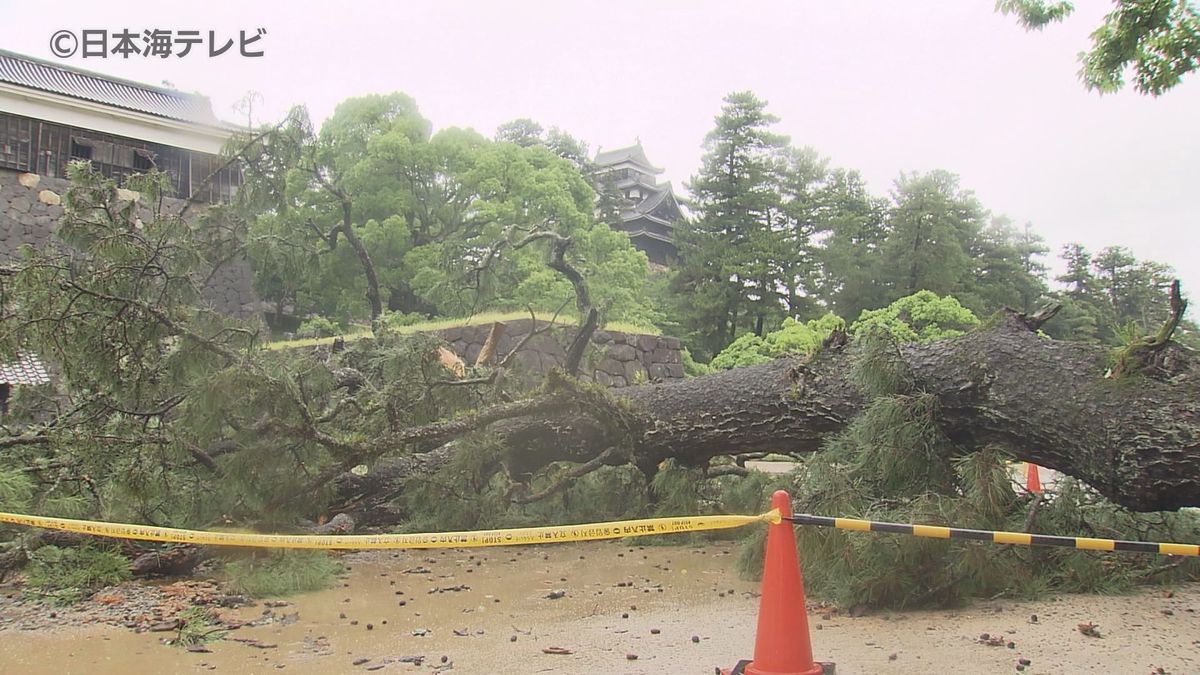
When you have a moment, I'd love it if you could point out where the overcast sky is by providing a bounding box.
[2,1,1197,297]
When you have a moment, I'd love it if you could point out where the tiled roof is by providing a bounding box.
[0,49,220,126]
[0,353,50,385]
[620,212,676,229]
[632,182,677,216]
[620,228,674,244]
[594,143,663,173]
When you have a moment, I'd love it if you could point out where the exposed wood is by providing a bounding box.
[437,346,466,378]
[475,322,507,367]
[1016,303,1062,331]
[1112,281,1190,378]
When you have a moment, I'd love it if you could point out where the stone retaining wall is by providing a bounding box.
[439,319,685,387]
[0,168,261,319]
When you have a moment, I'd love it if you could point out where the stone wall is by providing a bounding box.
[0,168,261,319]
[439,319,685,387]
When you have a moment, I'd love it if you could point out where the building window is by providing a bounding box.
[70,137,93,160]
[133,149,156,172]
[0,114,34,171]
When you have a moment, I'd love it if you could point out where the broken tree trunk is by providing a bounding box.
[337,310,1200,516]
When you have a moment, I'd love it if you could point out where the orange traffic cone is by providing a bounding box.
[1026,463,1042,494]
[724,490,825,675]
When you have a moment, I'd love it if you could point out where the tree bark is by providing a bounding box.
[339,310,1200,514]
[315,171,383,320]
[337,197,383,321]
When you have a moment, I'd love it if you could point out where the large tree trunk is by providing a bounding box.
[337,311,1199,516]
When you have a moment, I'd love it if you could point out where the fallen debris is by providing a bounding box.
[542,646,573,655]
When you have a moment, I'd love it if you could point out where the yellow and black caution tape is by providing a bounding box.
[787,513,1200,557]
[0,510,778,550]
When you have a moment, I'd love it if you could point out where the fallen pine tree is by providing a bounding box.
[335,291,1198,522]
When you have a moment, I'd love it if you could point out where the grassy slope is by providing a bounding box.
[264,311,660,351]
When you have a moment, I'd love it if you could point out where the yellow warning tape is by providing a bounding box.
[0,510,778,550]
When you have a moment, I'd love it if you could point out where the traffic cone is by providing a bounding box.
[724,490,825,675]
[1026,463,1042,494]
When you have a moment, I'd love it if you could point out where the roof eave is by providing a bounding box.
[0,83,235,154]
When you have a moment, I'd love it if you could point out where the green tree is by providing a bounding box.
[709,314,845,370]
[851,290,981,343]
[880,170,985,303]
[240,98,657,327]
[776,146,831,318]
[999,0,1200,95]
[959,217,1049,314]
[494,118,545,147]
[811,168,891,319]
[1093,245,1176,330]
[1044,242,1183,344]
[239,95,432,323]
[494,118,592,171]
[1057,242,1096,297]
[672,91,795,358]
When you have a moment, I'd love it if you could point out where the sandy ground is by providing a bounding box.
[0,541,1197,674]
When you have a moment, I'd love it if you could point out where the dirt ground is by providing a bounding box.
[0,541,1197,674]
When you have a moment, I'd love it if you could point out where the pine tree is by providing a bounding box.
[881,170,984,301]
[811,168,890,320]
[672,91,794,357]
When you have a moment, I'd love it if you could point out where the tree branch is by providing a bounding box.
[509,446,626,504]
[1016,303,1063,331]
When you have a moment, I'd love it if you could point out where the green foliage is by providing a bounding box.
[296,316,340,339]
[711,314,845,370]
[1080,0,1200,95]
[0,164,274,528]
[672,91,827,358]
[743,332,1200,609]
[400,427,651,533]
[718,470,795,517]
[851,291,980,343]
[25,545,131,604]
[176,606,224,646]
[810,169,892,320]
[841,394,957,497]
[239,97,659,327]
[1024,479,1200,592]
[649,459,703,517]
[1046,242,1181,345]
[376,310,429,330]
[4,164,551,528]
[999,0,1200,95]
[881,171,985,301]
[681,348,713,377]
[709,334,773,370]
[996,0,1075,29]
[0,469,35,512]
[849,333,917,398]
[961,217,1049,314]
[764,314,846,355]
[223,550,341,597]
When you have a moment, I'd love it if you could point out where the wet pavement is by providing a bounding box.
[1,540,1198,674]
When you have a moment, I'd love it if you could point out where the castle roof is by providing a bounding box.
[632,181,676,214]
[594,143,663,174]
